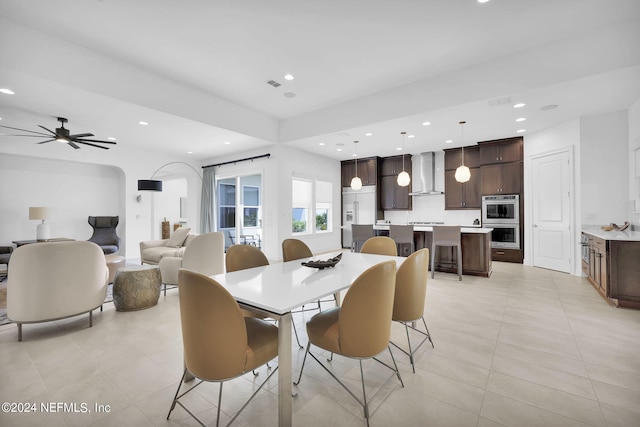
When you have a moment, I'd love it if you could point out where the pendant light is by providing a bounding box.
[455,121,471,183]
[350,140,362,191]
[397,131,411,187]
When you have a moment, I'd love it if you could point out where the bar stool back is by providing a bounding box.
[431,226,462,280]
[390,224,414,256]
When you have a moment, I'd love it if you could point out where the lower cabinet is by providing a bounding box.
[582,231,640,309]
[415,231,492,277]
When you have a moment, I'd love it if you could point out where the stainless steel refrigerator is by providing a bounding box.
[342,185,377,249]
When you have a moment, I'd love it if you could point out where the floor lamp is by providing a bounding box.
[137,162,208,238]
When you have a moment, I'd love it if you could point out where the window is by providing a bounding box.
[243,185,260,227]
[292,177,333,235]
[316,180,332,232]
[292,178,311,234]
[218,182,236,229]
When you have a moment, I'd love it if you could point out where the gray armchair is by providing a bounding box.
[87,216,121,254]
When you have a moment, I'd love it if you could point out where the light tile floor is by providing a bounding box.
[1,261,640,426]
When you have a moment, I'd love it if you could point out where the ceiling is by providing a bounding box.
[1,0,639,161]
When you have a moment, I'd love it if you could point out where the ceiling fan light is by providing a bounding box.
[397,170,411,187]
[56,136,68,143]
[455,165,471,183]
[350,176,362,191]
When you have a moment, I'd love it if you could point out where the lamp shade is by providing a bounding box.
[29,207,50,221]
[397,170,411,187]
[455,165,471,183]
[350,176,362,191]
[138,179,163,191]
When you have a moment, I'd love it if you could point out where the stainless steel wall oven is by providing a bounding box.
[482,195,520,249]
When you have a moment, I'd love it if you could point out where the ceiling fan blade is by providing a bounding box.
[68,133,94,139]
[5,134,56,138]
[75,140,110,150]
[36,139,56,144]
[75,138,116,144]
[37,125,57,135]
[0,124,51,136]
[68,141,81,149]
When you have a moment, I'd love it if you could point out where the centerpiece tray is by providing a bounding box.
[301,253,342,270]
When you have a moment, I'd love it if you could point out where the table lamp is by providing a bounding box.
[29,207,51,241]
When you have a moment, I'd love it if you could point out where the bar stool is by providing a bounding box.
[351,224,374,252]
[431,226,462,280]
[390,224,414,257]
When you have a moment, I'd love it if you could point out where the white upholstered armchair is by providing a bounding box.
[7,241,108,341]
[159,232,224,294]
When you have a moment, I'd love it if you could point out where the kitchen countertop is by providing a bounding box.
[374,224,492,234]
[582,226,640,242]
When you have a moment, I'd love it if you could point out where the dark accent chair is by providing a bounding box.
[0,245,13,280]
[87,216,121,254]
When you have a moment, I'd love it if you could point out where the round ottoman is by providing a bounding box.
[113,265,161,311]
[105,254,125,283]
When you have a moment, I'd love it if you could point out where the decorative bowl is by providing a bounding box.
[301,253,343,270]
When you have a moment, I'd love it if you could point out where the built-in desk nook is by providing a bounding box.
[374,224,493,277]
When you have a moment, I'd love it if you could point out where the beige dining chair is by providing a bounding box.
[390,248,434,373]
[360,236,398,256]
[167,269,279,427]
[225,243,269,272]
[294,260,403,426]
[351,224,374,252]
[431,225,462,280]
[389,224,414,256]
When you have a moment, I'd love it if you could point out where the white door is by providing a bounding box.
[531,149,573,273]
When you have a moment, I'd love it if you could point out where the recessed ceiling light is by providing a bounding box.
[408,134,415,139]
[284,74,294,81]
[365,132,373,136]
[422,121,431,126]
[138,121,149,126]
[318,142,325,146]
[0,88,15,95]
[541,104,558,111]
[513,103,526,108]
[187,151,193,154]
[107,137,117,141]
[224,141,231,145]
[478,0,490,3]
[516,129,526,133]
[396,147,402,151]
[336,148,343,152]
[352,153,357,157]
[445,139,453,144]
[515,118,526,122]
[284,92,296,98]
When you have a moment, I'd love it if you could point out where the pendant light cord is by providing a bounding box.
[459,121,466,165]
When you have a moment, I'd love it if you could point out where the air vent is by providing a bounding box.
[488,96,512,107]
[266,80,281,88]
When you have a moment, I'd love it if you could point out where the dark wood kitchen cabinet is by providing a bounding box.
[444,146,481,210]
[380,155,412,210]
[444,168,481,209]
[582,231,640,309]
[340,156,379,188]
[479,137,523,164]
[480,162,521,195]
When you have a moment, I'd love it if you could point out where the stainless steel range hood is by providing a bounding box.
[409,152,444,196]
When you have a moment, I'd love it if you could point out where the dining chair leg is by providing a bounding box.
[457,244,462,280]
[292,322,304,349]
[216,382,223,427]
[359,360,370,426]
[294,342,311,386]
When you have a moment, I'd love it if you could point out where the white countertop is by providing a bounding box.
[373,224,492,234]
[582,226,640,242]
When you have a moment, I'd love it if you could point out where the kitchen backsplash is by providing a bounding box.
[383,194,481,226]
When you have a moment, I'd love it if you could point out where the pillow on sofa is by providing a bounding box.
[166,227,191,248]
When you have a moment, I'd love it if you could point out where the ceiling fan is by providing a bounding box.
[0,117,116,150]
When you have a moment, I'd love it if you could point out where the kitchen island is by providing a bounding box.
[582,227,640,309]
[374,224,493,277]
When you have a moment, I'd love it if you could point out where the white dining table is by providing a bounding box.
[209,250,406,427]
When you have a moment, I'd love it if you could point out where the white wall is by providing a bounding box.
[580,110,629,225]
[0,153,124,248]
[627,98,640,224]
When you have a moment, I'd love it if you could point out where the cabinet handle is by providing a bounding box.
[495,251,505,255]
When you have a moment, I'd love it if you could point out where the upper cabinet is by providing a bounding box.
[340,157,379,187]
[380,155,412,210]
[478,137,523,164]
[444,146,481,170]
